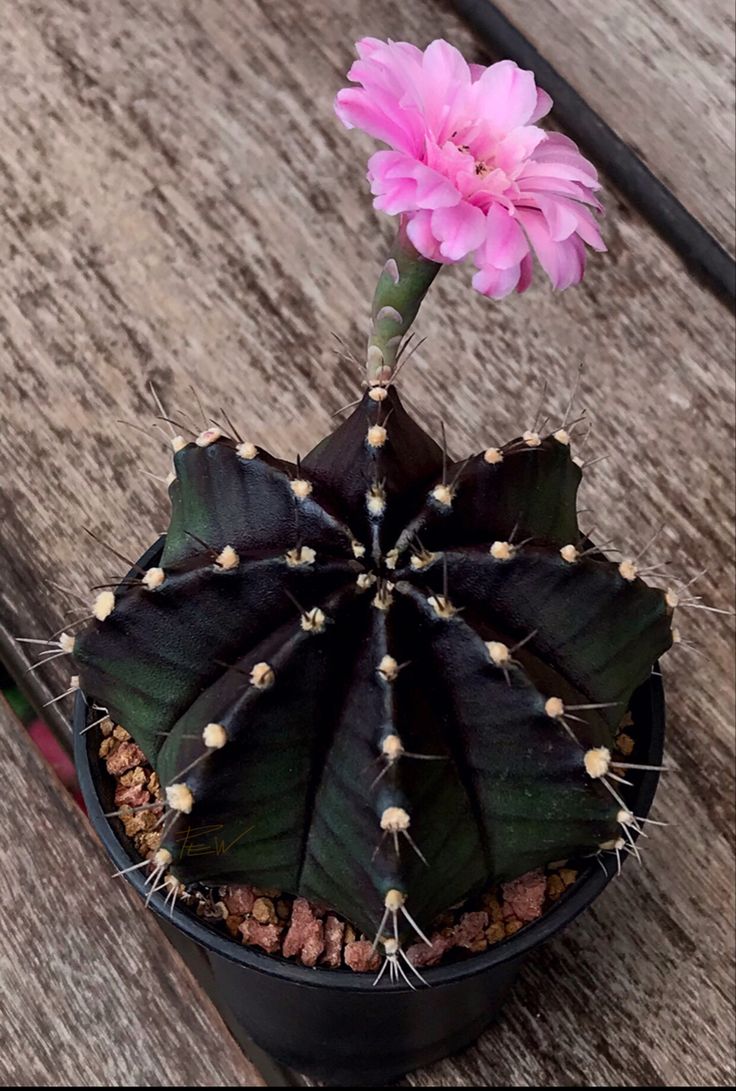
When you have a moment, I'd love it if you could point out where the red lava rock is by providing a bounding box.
[222,885,256,917]
[114,783,150,809]
[322,915,345,968]
[283,897,325,967]
[406,934,452,967]
[501,869,547,923]
[106,741,146,775]
[344,939,381,973]
[239,918,282,954]
[452,910,489,950]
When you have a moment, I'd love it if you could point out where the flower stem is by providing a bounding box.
[366,220,441,383]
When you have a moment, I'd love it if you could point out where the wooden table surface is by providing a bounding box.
[0,697,265,1087]
[0,0,733,1086]
[488,0,736,251]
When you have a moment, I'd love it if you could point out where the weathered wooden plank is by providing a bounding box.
[0,1,733,1086]
[487,0,736,251]
[0,697,265,1087]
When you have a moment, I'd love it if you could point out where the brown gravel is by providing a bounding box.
[406,935,452,968]
[501,868,547,923]
[283,898,325,967]
[99,737,115,759]
[485,920,506,944]
[452,911,489,952]
[224,914,243,938]
[106,740,146,775]
[322,916,345,968]
[114,783,150,809]
[546,873,566,901]
[344,940,381,973]
[239,918,282,954]
[616,732,636,756]
[252,897,278,925]
[121,810,160,838]
[137,830,162,855]
[223,885,256,917]
[119,767,147,788]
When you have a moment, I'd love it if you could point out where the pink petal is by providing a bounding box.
[423,39,471,85]
[431,202,487,261]
[472,262,522,298]
[349,41,425,101]
[517,208,587,290]
[519,159,602,189]
[425,137,473,179]
[369,151,461,214]
[528,134,600,186]
[372,180,419,216]
[334,88,420,154]
[379,151,460,206]
[571,204,607,251]
[516,252,534,293]
[494,126,547,174]
[405,210,445,262]
[349,39,470,148]
[534,132,585,156]
[418,39,472,142]
[355,37,423,66]
[532,194,582,242]
[478,204,530,269]
[472,61,539,137]
[530,88,553,123]
[518,175,603,211]
[355,37,386,60]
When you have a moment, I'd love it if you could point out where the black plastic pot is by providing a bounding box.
[73,539,665,1086]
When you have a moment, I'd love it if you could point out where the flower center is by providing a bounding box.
[449,138,495,185]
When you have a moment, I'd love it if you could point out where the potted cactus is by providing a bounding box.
[31,38,678,1084]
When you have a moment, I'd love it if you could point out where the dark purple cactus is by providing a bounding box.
[71,385,673,946]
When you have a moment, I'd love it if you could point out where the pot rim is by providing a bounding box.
[73,536,665,993]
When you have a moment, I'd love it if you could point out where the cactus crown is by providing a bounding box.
[72,381,673,942]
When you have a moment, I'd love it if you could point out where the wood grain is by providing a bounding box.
[0,0,733,1086]
[0,697,264,1087]
[489,0,736,251]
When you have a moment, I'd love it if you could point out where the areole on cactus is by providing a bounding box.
[57,39,676,974]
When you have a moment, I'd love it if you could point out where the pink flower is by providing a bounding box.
[335,38,605,298]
